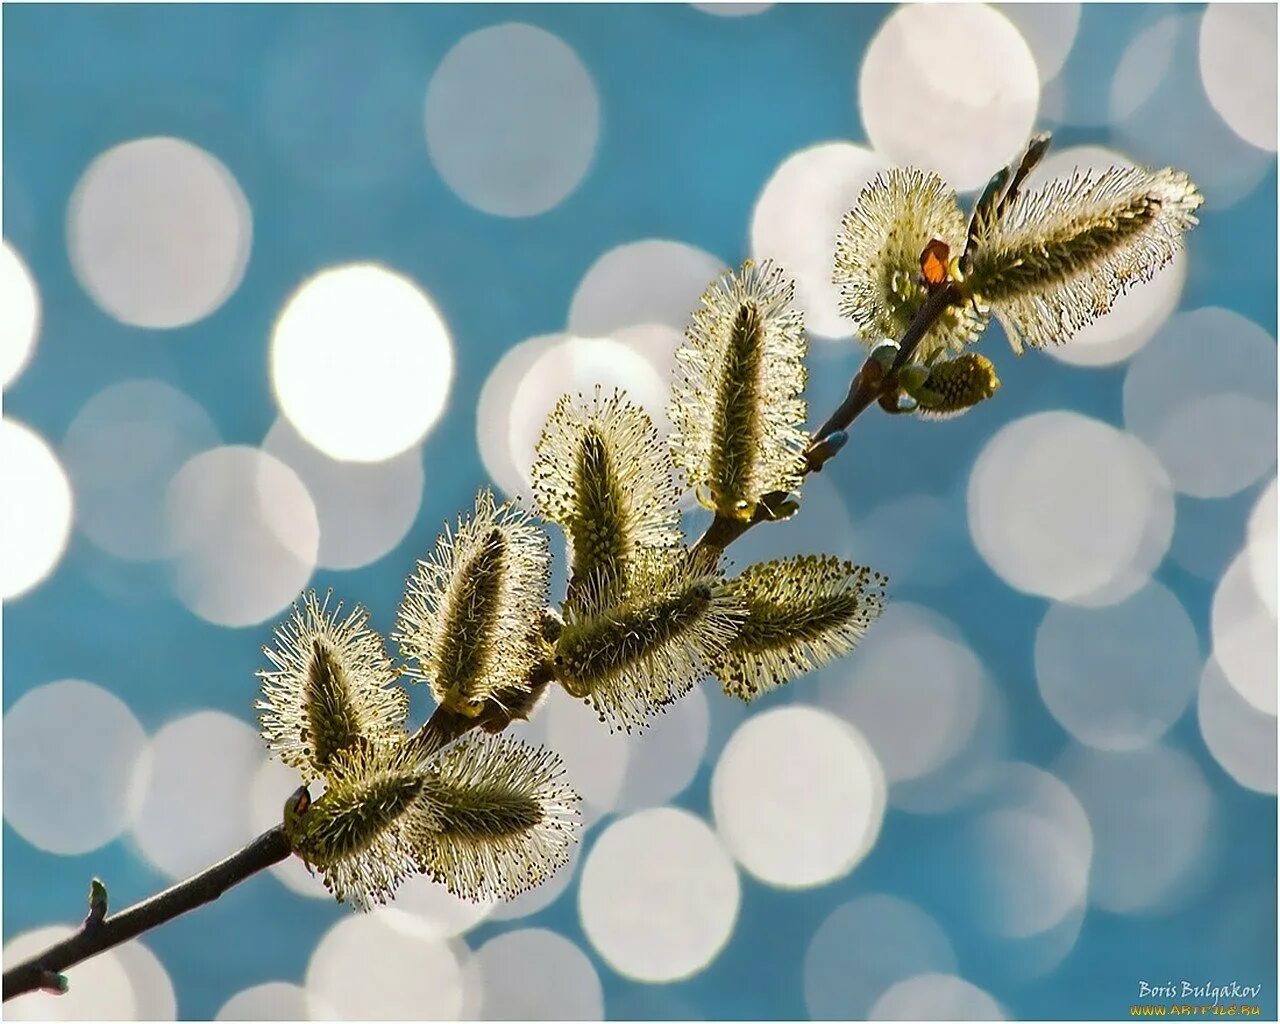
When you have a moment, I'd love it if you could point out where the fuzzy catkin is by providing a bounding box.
[394,490,550,715]
[912,353,1002,419]
[713,555,887,701]
[532,387,680,602]
[834,168,989,361]
[553,558,744,731]
[301,640,364,769]
[965,165,1202,351]
[257,591,407,780]
[287,741,441,910]
[670,259,808,519]
[419,733,580,901]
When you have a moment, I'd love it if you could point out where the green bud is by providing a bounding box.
[906,353,1001,419]
[84,877,108,928]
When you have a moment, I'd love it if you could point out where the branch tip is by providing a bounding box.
[84,878,108,930]
[38,971,67,995]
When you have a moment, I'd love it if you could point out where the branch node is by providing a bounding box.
[755,491,799,522]
[84,878,108,930]
[38,970,68,995]
[806,430,848,472]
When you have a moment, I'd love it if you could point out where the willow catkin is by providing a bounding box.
[394,490,550,716]
[532,387,680,601]
[964,165,1202,351]
[419,732,580,901]
[286,741,440,910]
[257,590,408,780]
[908,352,1002,420]
[712,555,888,701]
[670,259,808,519]
[834,168,989,361]
[553,557,744,731]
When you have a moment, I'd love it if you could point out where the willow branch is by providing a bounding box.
[810,281,960,445]
[5,275,958,1005]
[3,826,291,1002]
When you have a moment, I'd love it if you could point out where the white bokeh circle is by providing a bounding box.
[712,705,885,888]
[961,764,1092,939]
[263,417,423,570]
[968,411,1173,604]
[817,603,988,790]
[887,658,1009,818]
[1199,4,1277,152]
[751,142,888,339]
[1124,307,1277,499]
[1211,547,1278,717]
[1109,16,1181,124]
[803,894,957,1020]
[165,445,318,627]
[1157,394,1275,499]
[1055,743,1213,914]
[477,332,561,499]
[467,929,604,1020]
[993,903,1087,983]
[425,23,599,217]
[610,322,688,431]
[216,982,311,1021]
[67,137,251,329]
[306,912,466,1020]
[1247,479,1277,616]
[1,240,40,387]
[271,263,454,463]
[62,379,220,562]
[568,239,725,338]
[859,4,1040,190]
[1199,657,1277,796]
[3,680,146,854]
[1,419,73,599]
[579,806,739,982]
[997,3,1081,83]
[4,926,136,1021]
[130,711,263,879]
[691,3,774,15]
[1112,11,1272,210]
[967,811,1088,939]
[1035,583,1200,750]
[870,973,1006,1021]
